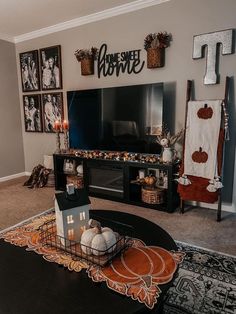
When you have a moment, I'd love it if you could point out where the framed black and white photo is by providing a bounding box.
[19,50,40,92]
[63,159,76,174]
[23,94,43,132]
[42,92,64,132]
[39,45,63,90]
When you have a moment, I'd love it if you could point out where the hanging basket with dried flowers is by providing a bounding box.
[74,47,98,76]
[144,32,171,68]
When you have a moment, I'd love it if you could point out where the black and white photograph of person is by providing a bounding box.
[40,45,62,90]
[42,92,64,132]
[20,50,40,92]
[23,94,42,132]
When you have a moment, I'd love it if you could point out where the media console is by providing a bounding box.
[53,152,180,213]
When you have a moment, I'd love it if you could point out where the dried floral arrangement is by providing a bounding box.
[74,47,98,61]
[156,127,184,148]
[144,32,171,50]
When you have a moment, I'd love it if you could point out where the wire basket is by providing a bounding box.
[39,217,133,266]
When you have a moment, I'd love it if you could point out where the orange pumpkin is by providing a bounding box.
[101,246,176,286]
[197,103,213,119]
[144,175,157,186]
[192,147,208,163]
[88,243,179,309]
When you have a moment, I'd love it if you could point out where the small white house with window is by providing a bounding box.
[55,184,90,243]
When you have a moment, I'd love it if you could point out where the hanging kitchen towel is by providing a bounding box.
[184,100,222,180]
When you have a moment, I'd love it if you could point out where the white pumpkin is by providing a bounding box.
[80,226,116,256]
[80,228,96,255]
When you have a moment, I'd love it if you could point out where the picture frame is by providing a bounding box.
[42,92,64,133]
[19,50,40,92]
[63,159,76,174]
[23,94,43,132]
[39,45,63,90]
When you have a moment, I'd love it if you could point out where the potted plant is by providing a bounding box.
[74,47,98,76]
[144,32,171,68]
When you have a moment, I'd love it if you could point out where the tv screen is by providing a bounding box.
[67,83,164,154]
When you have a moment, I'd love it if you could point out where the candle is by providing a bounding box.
[63,120,69,130]
[54,120,61,131]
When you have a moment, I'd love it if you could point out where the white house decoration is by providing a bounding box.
[55,184,90,244]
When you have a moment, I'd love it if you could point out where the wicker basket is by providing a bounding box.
[141,186,164,204]
[80,58,94,75]
[147,47,164,68]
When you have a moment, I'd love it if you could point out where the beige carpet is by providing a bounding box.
[0,176,235,256]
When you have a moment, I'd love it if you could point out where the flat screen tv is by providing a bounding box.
[67,82,164,154]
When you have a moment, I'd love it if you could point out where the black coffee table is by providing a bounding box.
[0,210,177,314]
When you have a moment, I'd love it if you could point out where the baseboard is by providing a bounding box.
[0,172,30,182]
[186,200,236,214]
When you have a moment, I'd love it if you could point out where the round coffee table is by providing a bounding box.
[0,210,177,314]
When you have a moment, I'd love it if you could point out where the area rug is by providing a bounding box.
[0,210,235,313]
[163,242,236,314]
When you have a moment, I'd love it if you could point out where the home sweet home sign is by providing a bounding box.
[97,43,145,78]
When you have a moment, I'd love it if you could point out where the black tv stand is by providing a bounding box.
[53,152,179,213]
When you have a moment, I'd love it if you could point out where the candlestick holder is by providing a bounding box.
[55,130,61,153]
[63,130,69,152]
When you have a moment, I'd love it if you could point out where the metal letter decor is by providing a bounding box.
[193,29,233,85]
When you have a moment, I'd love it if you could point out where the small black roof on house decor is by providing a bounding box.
[55,189,91,211]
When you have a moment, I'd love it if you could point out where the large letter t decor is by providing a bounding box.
[193,29,233,85]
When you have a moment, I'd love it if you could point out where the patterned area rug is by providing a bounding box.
[0,210,235,313]
[163,242,236,314]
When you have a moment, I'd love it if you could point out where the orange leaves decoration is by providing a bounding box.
[192,147,208,163]
[197,103,213,119]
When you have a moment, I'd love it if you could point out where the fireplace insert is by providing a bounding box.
[88,163,124,199]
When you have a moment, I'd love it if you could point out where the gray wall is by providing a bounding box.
[16,0,236,211]
[0,40,24,178]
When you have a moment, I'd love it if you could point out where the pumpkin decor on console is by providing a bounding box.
[144,32,171,68]
[144,175,157,187]
[156,127,184,163]
[74,47,98,75]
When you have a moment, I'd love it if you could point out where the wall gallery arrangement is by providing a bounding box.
[20,45,63,133]
[20,28,233,134]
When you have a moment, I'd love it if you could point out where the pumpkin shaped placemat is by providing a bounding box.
[87,239,184,309]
